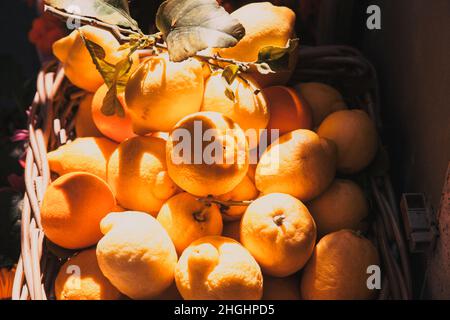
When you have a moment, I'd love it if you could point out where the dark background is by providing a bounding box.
[0,0,449,299]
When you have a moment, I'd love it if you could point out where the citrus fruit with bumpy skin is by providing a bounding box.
[300,229,380,300]
[175,236,263,300]
[201,72,269,133]
[255,129,336,201]
[96,212,178,299]
[241,193,316,277]
[125,53,204,134]
[264,86,313,138]
[166,112,249,197]
[317,110,378,174]
[217,2,297,88]
[55,248,121,300]
[263,274,301,300]
[75,93,103,138]
[47,137,117,182]
[218,175,259,221]
[92,84,135,143]
[307,179,369,238]
[157,192,223,255]
[53,26,138,93]
[107,136,177,215]
[41,172,116,249]
[294,82,347,127]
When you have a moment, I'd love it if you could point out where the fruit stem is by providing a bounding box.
[273,215,285,226]
[197,196,253,208]
[193,209,207,222]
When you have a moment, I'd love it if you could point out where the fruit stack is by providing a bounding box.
[21,2,384,300]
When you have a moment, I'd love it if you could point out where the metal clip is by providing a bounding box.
[400,193,438,253]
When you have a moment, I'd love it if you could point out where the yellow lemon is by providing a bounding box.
[217,2,297,88]
[201,72,269,134]
[166,112,249,196]
[317,109,378,174]
[294,82,347,127]
[125,53,204,134]
[107,136,177,215]
[53,25,138,93]
[241,193,316,277]
[255,129,336,201]
[47,137,117,182]
[307,179,369,238]
[55,248,122,300]
[96,212,178,299]
[301,230,380,300]
[175,236,263,300]
[157,192,223,255]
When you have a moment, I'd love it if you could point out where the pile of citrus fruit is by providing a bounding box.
[43,2,380,300]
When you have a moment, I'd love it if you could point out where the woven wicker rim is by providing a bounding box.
[12,46,413,300]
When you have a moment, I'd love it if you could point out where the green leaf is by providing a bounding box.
[156,0,245,62]
[80,31,136,117]
[79,31,116,86]
[222,65,240,85]
[45,0,141,32]
[102,85,125,117]
[256,38,299,73]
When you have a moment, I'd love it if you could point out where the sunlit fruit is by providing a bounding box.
[317,109,378,173]
[175,236,263,300]
[41,172,116,249]
[107,136,177,215]
[255,129,336,201]
[97,212,178,299]
[241,193,316,277]
[218,175,259,220]
[166,112,249,197]
[55,248,121,300]
[300,230,380,300]
[125,53,204,134]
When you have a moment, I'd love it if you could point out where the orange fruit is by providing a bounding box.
[157,192,223,255]
[175,236,263,300]
[125,53,204,134]
[263,86,313,138]
[255,129,336,201]
[301,230,380,300]
[201,72,269,134]
[91,84,135,143]
[107,136,177,215]
[47,137,117,182]
[55,248,121,300]
[74,93,103,138]
[307,179,369,237]
[294,82,347,127]
[241,193,316,277]
[166,112,249,197]
[41,172,116,249]
[317,110,378,174]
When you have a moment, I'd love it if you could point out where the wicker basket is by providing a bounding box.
[12,45,413,300]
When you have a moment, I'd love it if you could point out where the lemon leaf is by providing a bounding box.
[156,0,245,62]
[256,38,299,73]
[102,85,125,118]
[222,65,240,85]
[45,0,141,32]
